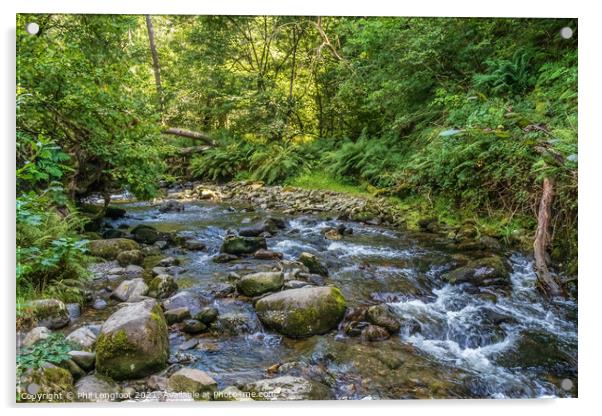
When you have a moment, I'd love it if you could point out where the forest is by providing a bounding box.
[16,14,578,401]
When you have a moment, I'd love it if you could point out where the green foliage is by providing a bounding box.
[249,143,308,185]
[17,334,79,375]
[474,49,537,96]
[17,193,90,304]
[189,141,253,182]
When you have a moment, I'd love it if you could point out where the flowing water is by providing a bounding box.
[101,196,577,399]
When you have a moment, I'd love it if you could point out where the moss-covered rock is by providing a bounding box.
[116,249,144,267]
[443,255,511,287]
[298,252,328,276]
[17,364,75,403]
[237,272,283,297]
[220,235,267,255]
[167,368,217,399]
[111,278,149,302]
[95,299,168,380]
[74,374,121,402]
[243,376,331,400]
[366,304,401,334]
[88,238,140,260]
[148,274,178,299]
[255,286,346,338]
[131,224,160,244]
[104,206,126,220]
[27,299,70,329]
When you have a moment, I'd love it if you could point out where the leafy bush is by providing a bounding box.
[474,49,537,96]
[17,333,79,375]
[249,143,308,185]
[189,141,253,182]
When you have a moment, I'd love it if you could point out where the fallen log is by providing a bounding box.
[177,145,212,156]
[162,128,214,145]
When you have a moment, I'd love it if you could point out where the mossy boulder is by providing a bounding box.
[17,364,75,403]
[366,304,401,334]
[116,249,144,267]
[27,299,70,329]
[95,299,169,380]
[167,368,217,399]
[220,235,267,255]
[74,374,121,402]
[443,255,511,287]
[237,272,283,297]
[243,376,331,400]
[89,238,140,260]
[255,286,346,338]
[111,278,149,302]
[148,274,178,299]
[131,224,160,244]
[298,252,328,276]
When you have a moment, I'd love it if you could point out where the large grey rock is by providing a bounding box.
[167,368,217,398]
[68,351,96,371]
[88,238,139,260]
[243,376,331,400]
[111,278,149,302]
[366,304,401,334]
[255,286,346,338]
[75,374,121,402]
[22,326,51,347]
[95,299,169,380]
[220,235,267,255]
[298,252,328,276]
[66,326,97,350]
[237,272,283,297]
[116,249,144,267]
[28,299,70,329]
[148,274,178,299]
[443,255,511,287]
[163,291,202,316]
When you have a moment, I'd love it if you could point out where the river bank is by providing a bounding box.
[17,182,578,402]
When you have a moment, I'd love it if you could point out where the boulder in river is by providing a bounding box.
[182,319,207,334]
[95,299,169,380]
[255,286,346,338]
[148,274,178,299]
[243,376,331,400]
[111,278,149,302]
[195,306,219,325]
[131,224,160,244]
[27,299,70,329]
[254,249,283,260]
[298,252,328,276]
[443,255,511,287]
[116,249,144,267]
[366,304,401,334]
[220,235,267,255]
[237,271,284,297]
[164,307,191,324]
[212,253,239,263]
[75,374,121,402]
[158,200,184,213]
[68,351,96,371]
[362,324,390,341]
[183,239,206,251]
[66,326,97,350]
[163,291,203,316]
[167,368,217,398]
[89,238,140,260]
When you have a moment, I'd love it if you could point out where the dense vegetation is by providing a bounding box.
[16,15,577,303]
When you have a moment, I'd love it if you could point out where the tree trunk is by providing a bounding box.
[145,15,163,112]
[161,128,214,145]
[533,177,563,296]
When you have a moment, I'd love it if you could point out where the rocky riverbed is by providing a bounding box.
[17,182,578,401]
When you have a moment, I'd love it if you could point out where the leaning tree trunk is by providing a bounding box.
[145,15,163,113]
[533,177,563,296]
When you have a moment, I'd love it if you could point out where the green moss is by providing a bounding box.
[88,238,140,260]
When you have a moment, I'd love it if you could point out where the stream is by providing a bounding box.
[94,192,577,399]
